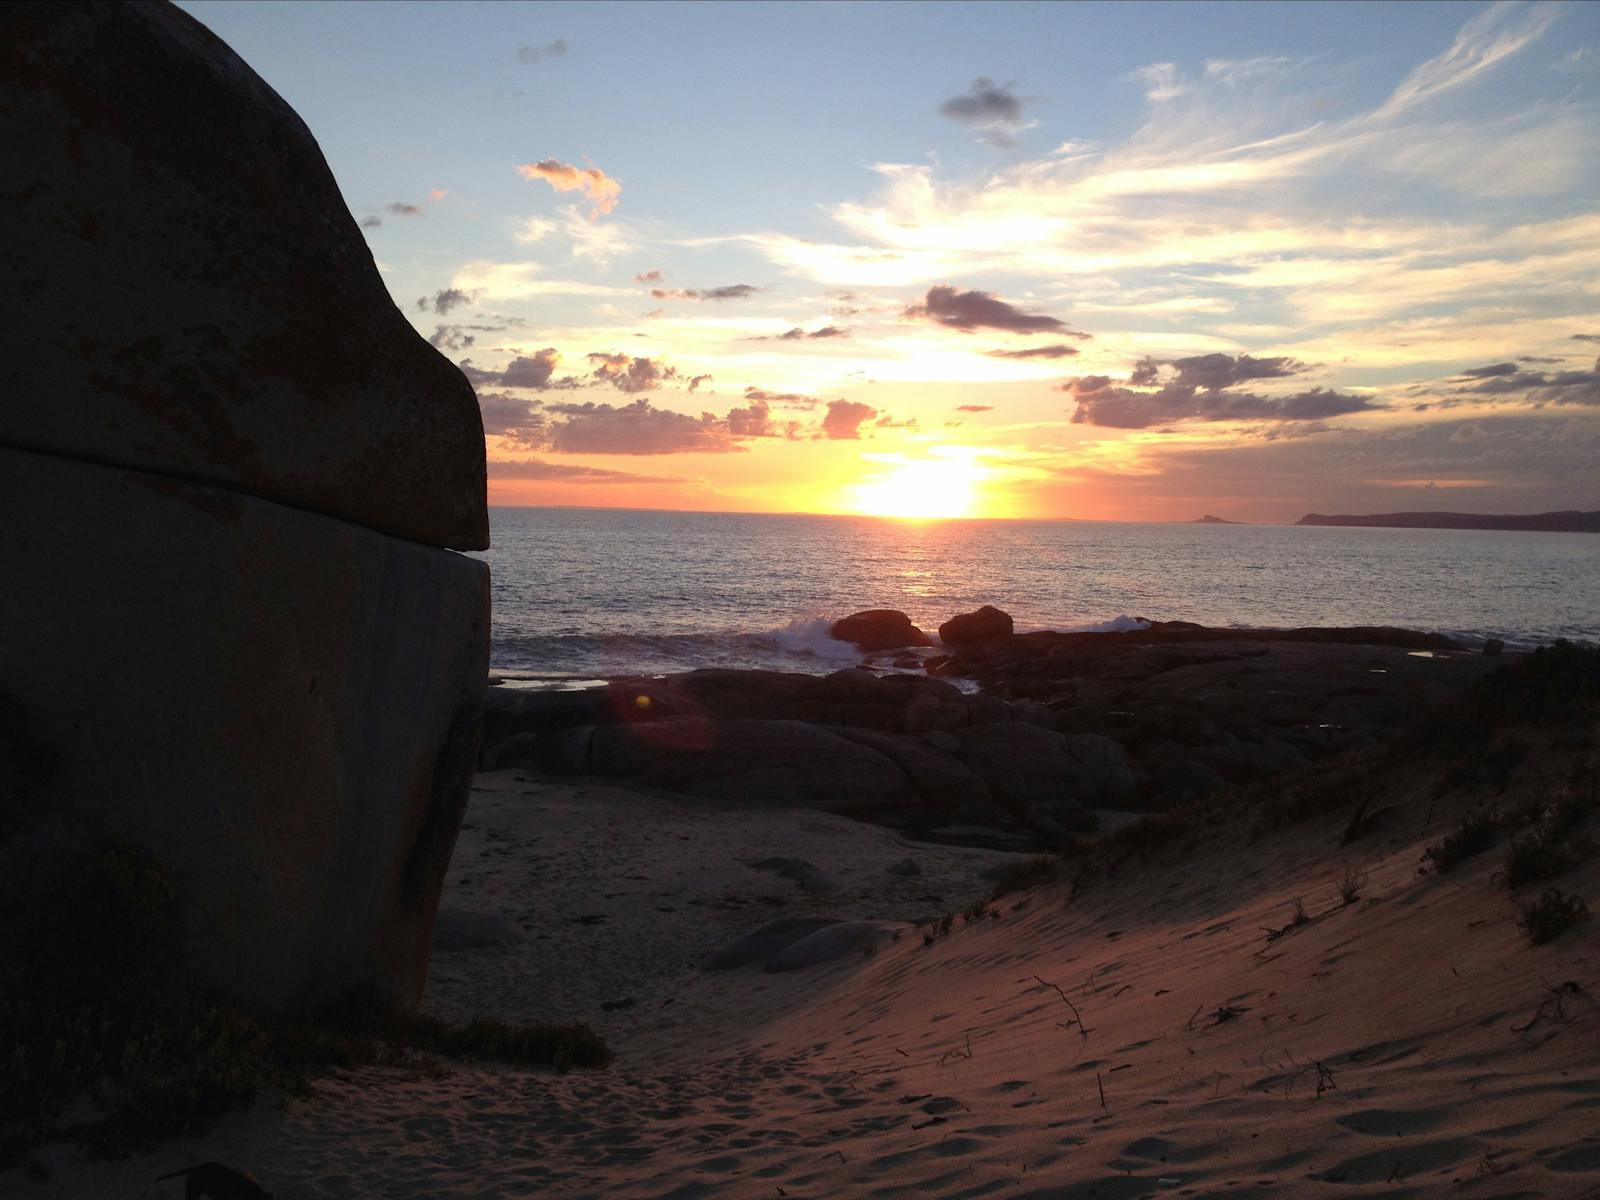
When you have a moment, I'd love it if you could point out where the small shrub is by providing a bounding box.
[1520,889,1591,944]
[1339,864,1366,905]
[964,898,990,923]
[1504,826,1597,888]
[989,856,1061,901]
[1423,810,1498,873]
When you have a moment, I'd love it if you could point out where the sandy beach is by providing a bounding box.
[14,746,1598,1200]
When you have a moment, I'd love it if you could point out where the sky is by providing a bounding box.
[179,0,1600,523]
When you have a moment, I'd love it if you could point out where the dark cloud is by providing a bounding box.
[985,344,1080,360]
[905,285,1075,335]
[1067,376,1376,429]
[458,348,580,391]
[957,404,994,413]
[1168,352,1307,391]
[822,399,878,440]
[938,78,1028,145]
[1129,357,1160,386]
[687,374,712,392]
[765,325,850,341]
[476,392,547,443]
[587,352,677,393]
[488,459,683,485]
[1444,357,1600,406]
[542,398,737,455]
[634,269,663,284]
[360,215,382,229]
[1571,334,1600,343]
[724,399,801,440]
[418,287,473,315]
[515,38,567,64]
[650,284,760,301]
[428,325,475,352]
[386,202,422,216]
[874,413,917,429]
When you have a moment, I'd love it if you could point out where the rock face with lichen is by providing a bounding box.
[0,2,489,1015]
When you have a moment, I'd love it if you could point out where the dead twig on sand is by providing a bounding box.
[1209,1004,1249,1026]
[1096,1071,1106,1109]
[938,1035,973,1066]
[1035,975,1091,1037]
[1510,980,1583,1033]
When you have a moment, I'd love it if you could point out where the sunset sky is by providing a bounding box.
[180,0,1600,522]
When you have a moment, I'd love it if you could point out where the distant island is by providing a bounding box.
[1191,514,1245,524]
[1296,510,1600,532]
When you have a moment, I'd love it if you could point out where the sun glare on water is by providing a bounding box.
[848,454,985,520]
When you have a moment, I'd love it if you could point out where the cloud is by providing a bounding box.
[449,260,636,301]
[822,399,878,439]
[984,343,1080,360]
[1168,352,1308,390]
[1441,356,1600,407]
[752,324,851,341]
[542,398,737,455]
[650,284,760,301]
[957,404,994,413]
[1068,378,1376,429]
[634,269,663,284]
[516,38,567,65]
[488,459,683,485]
[429,325,475,351]
[938,77,1032,146]
[1573,334,1600,343]
[1063,353,1369,429]
[513,216,557,244]
[744,387,819,409]
[386,202,422,216]
[459,349,581,391]
[516,158,622,217]
[586,352,677,393]
[905,285,1074,334]
[360,215,382,229]
[1377,1,1560,118]
[724,398,802,440]
[1459,361,1520,378]
[476,393,547,442]
[417,287,473,315]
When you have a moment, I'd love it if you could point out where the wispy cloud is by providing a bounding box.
[1376,1,1560,118]
[516,38,567,65]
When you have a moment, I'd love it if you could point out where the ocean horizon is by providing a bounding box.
[475,506,1600,682]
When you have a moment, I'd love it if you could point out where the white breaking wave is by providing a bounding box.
[767,615,864,661]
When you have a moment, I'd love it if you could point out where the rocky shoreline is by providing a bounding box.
[482,609,1511,851]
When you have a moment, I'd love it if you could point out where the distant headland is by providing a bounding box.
[1191,514,1244,524]
[1296,510,1600,532]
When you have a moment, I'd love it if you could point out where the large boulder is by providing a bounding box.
[830,610,933,652]
[0,448,488,1013]
[0,5,489,1017]
[939,605,1014,646]
[0,3,487,550]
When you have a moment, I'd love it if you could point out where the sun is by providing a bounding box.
[847,454,985,519]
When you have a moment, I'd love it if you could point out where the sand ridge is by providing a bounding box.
[9,768,1599,1198]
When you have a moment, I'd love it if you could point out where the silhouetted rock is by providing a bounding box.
[1484,638,1505,657]
[831,609,933,652]
[0,3,487,549]
[0,5,488,1016]
[939,605,1015,645]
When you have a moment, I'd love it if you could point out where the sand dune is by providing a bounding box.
[11,767,1599,1199]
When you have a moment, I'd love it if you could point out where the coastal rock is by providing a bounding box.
[699,917,844,971]
[0,4,487,549]
[0,448,488,1013]
[0,4,489,1018]
[830,610,933,652]
[587,719,916,809]
[748,857,838,895]
[763,921,904,973]
[939,605,1014,646]
[953,723,1119,817]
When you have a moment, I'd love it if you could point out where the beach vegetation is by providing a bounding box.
[1519,888,1591,944]
[1422,810,1499,874]
[988,855,1062,900]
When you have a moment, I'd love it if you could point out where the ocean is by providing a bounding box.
[473,507,1600,683]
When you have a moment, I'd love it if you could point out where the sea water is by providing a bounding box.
[472,507,1600,681]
